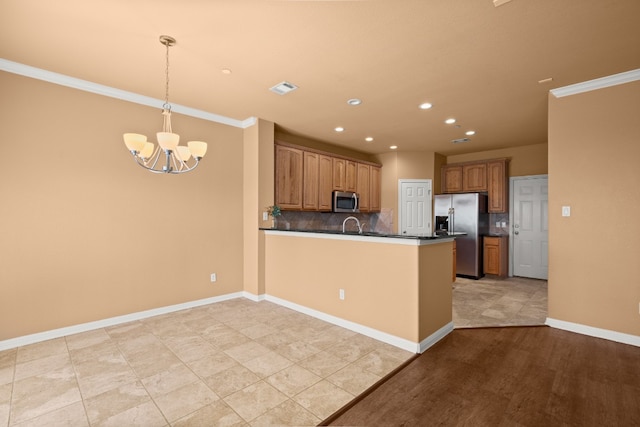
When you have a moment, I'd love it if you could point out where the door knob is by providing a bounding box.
[514,231,519,235]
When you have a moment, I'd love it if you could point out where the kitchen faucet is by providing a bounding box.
[342,216,363,234]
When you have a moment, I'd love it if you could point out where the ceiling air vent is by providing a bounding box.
[451,138,470,144]
[270,81,298,95]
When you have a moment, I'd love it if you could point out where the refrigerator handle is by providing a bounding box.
[449,207,455,233]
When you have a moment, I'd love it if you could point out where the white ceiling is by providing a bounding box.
[2,0,639,155]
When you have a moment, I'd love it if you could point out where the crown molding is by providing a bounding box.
[0,58,256,129]
[551,68,640,98]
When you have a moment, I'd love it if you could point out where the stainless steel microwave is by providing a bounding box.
[332,191,360,213]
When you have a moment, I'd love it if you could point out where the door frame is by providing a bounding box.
[508,174,549,277]
[397,179,432,235]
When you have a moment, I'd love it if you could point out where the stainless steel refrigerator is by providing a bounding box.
[434,193,488,279]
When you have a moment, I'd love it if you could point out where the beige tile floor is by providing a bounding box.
[452,275,548,328]
[0,299,413,426]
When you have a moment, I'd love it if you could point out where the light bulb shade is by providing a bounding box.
[188,141,208,158]
[157,132,180,150]
[139,142,155,159]
[176,146,191,162]
[123,133,147,152]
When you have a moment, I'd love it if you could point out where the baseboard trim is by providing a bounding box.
[418,322,454,353]
[264,295,453,353]
[0,293,244,351]
[546,317,640,347]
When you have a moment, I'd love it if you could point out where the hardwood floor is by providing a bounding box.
[323,326,640,426]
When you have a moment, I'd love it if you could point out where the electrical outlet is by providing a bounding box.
[210,273,217,283]
[262,212,268,221]
[501,221,507,228]
[495,221,501,227]
[339,289,345,300]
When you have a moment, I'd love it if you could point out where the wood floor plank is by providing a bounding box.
[324,326,640,427]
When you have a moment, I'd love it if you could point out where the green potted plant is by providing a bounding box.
[266,205,281,228]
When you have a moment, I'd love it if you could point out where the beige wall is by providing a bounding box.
[0,72,246,340]
[243,119,275,296]
[446,143,548,177]
[548,80,640,336]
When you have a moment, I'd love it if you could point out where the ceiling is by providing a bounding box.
[2,0,639,155]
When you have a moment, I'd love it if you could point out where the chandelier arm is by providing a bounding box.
[168,158,200,174]
[132,154,165,174]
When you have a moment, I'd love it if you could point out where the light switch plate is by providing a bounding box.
[562,206,571,217]
[262,212,268,221]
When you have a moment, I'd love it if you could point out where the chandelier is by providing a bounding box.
[123,35,207,174]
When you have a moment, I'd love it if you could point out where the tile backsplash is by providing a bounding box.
[489,213,510,236]
[274,208,394,234]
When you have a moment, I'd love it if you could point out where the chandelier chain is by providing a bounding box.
[164,40,171,111]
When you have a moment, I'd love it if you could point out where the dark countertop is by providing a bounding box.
[260,228,466,240]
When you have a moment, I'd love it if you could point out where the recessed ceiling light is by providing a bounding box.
[221,68,232,75]
[389,145,398,150]
[334,127,345,132]
[445,118,456,124]
[465,130,476,136]
[419,102,433,110]
[347,98,362,106]
[365,137,374,142]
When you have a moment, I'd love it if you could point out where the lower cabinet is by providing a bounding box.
[484,236,508,277]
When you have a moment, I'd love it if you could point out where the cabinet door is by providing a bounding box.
[275,145,303,209]
[369,166,381,212]
[462,163,487,192]
[487,159,508,213]
[441,165,463,193]
[484,236,508,277]
[345,161,357,192]
[302,151,319,210]
[484,238,500,275]
[333,158,346,191]
[356,163,370,212]
[318,155,333,211]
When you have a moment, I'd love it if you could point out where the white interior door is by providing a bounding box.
[398,180,431,236]
[510,175,548,279]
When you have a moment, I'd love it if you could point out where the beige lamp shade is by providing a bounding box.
[188,141,208,158]
[176,146,192,162]
[139,142,155,159]
[123,133,147,152]
[157,132,180,150]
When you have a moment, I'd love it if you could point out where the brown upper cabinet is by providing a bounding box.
[487,159,508,213]
[302,151,320,210]
[442,165,463,193]
[275,145,303,210]
[318,155,333,211]
[441,158,509,213]
[275,142,381,212]
[333,158,346,191]
[356,163,370,212]
[370,166,381,212]
[462,163,487,192]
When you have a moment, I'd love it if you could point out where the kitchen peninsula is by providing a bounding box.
[262,229,455,353]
